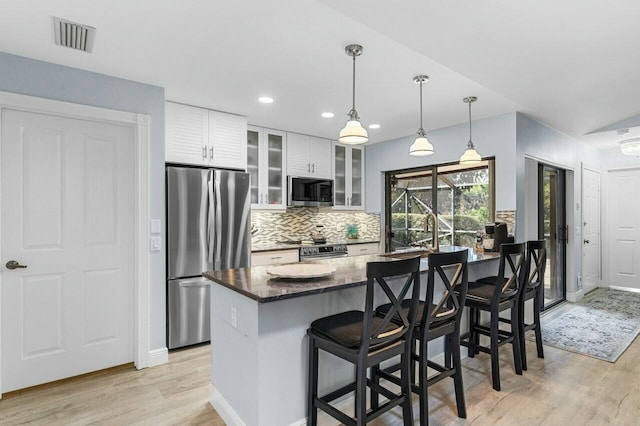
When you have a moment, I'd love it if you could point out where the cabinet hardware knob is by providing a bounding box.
[203,147,207,160]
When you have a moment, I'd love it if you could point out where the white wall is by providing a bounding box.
[0,52,167,351]
[365,112,518,216]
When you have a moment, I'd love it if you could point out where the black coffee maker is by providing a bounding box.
[484,222,511,252]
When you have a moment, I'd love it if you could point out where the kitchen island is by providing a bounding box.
[204,247,499,426]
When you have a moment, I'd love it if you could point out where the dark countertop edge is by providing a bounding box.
[205,249,500,303]
[251,240,380,253]
[204,271,368,303]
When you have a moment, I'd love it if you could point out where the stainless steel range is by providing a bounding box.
[299,243,348,260]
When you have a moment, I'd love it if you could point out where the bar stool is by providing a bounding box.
[307,256,421,426]
[519,240,547,370]
[372,250,469,425]
[460,242,526,391]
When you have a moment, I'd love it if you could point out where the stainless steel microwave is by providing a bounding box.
[287,176,334,207]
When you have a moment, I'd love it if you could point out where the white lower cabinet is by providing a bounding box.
[251,249,299,266]
[347,243,379,257]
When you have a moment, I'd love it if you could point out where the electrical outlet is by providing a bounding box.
[360,224,367,233]
[336,224,342,232]
[230,307,238,328]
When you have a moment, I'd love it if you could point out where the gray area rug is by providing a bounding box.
[538,288,640,362]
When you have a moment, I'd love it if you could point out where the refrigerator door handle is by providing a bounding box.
[207,171,215,264]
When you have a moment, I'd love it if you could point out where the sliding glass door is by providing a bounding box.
[539,164,567,308]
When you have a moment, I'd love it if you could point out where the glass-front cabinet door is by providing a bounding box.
[334,144,347,208]
[266,131,285,206]
[333,143,364,210]
[247,127,261,205]
[349,147,363,208]
[247,126,286,209]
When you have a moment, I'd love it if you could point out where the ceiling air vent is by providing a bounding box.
[53,17,95,53]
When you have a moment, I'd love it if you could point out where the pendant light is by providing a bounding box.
[408,75,434,156]
[459,96,482,164]
[339,44,368,145]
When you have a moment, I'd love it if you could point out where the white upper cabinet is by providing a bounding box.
[333,142,365,210]
[247,126,286,209]
[286,132,332,179]
[165,102,247,170]
[209,111,247,170]
[165,102,209,166]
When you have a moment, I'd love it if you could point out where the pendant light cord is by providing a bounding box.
[467,102,475,149]
[346,53,359,120]
[468,100,473,147]
[419,80,424,131]
[351,54,356,113]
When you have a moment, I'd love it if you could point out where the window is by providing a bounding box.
[385,159,495,251]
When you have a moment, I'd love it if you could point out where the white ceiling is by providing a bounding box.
[1,0,638,147]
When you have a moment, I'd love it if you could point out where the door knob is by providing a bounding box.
[6,260,27,270]
[583,239,590,244]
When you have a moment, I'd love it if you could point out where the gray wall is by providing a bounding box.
[0,52,167,351]
[365,112,517,239]
[515,112,601,298]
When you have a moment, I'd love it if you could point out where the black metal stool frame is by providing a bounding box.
[460,242,526,391]
[519,240,547,370]
[307,256,421,426]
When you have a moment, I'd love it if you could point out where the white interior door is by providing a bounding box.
[582,166,600,293]
[607,168,640,290]
[1,109,135,392]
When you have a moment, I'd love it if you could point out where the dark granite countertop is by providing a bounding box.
[204,246,500,303]
[251,239,380,253]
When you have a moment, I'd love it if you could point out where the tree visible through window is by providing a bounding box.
[386,160,494,251]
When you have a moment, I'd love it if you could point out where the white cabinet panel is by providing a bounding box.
[165,102,208,166]
[251,249,299,266]
[309,136,332,179]
[286,133,311,177]
[209,111,247,170]
[286,133,332,178]
[166,102,247,169]
[347,243,379,257]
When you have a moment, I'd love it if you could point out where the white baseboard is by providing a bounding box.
[610,285,640,293]
[566,289,584,302]
[148,347,168,367]
[210,384,246,426]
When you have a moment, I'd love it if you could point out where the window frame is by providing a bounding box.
[384,158,495,252]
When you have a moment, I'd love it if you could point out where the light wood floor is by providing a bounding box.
[1,332,639,425]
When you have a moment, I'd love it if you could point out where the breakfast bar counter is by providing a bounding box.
[204,247,499,426]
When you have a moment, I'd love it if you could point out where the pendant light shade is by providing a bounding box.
[339,120,368,144]
[459,96,482,165]
[339,44,368,145]
[409,75,434,156]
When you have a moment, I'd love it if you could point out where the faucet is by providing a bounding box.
[425,212,439,252]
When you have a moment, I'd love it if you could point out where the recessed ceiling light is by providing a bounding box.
[369,124,381,129]
[321,112,335,118]
[258,96,274,104]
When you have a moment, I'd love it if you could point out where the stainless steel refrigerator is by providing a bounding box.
[166,166,251,349]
